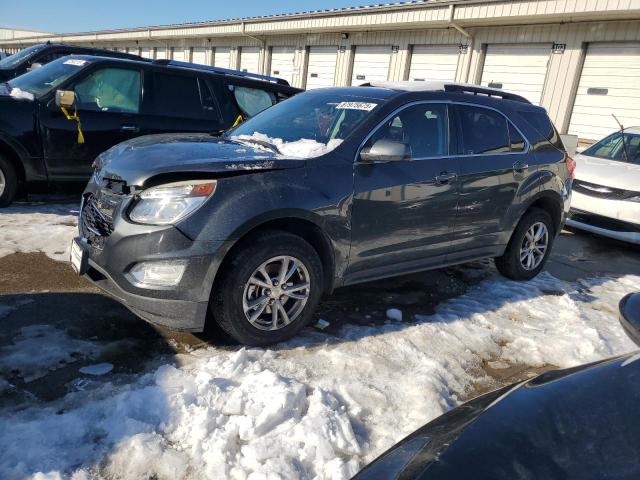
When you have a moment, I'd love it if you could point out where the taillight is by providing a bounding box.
[566,155,576,180]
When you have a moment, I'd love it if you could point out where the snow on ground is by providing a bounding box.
[0,272,638,480]
[0,203,79,262]
[0,325,104,382]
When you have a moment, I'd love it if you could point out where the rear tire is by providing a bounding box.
[0,155,18,208]
[495,208,555,280]
[211,231,323,346]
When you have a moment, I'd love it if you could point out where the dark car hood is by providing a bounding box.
[354,352,640,479]
[96,133,306,187]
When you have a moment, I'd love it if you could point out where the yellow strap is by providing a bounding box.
[60,106,85,144]
[231,114,244,128]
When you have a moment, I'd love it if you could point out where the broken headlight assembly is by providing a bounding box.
[128,180,217,225]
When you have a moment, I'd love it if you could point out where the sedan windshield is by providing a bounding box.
[583,131,640,164]
[7,57,90,98]
[0,45,44,70]
[228,90,383,158]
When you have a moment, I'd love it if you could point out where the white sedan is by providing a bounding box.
[566,128,640,244]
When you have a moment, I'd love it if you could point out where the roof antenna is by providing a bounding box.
[611,113,630,163]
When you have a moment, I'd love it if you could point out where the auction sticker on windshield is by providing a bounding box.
[63,59,87,67]
[335,102,377,111]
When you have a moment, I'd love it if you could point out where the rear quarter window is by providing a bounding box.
[518,110,564,152]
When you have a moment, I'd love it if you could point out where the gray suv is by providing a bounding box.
[71,82,573,346]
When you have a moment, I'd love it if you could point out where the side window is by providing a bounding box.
[232,86,276,117]
[34,51,67,66]
[365,103,449,159]
[73,67,141,114]
[152,72,204,119]
[518,110,564,152]
[198,78,223,121]
[458,105,510,155]
[508,123,526,152]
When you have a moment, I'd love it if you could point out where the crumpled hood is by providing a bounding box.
[96,133,306,187]
[575,153,640,191]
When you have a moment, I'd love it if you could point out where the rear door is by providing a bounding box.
[39,63,144,180]
[349,102,460,278]
[449,103,529,257]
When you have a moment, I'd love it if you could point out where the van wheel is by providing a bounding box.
[211,231,323,346]
[0,155,18,208]
[495,208,554,281]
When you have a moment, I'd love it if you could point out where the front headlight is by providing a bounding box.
[129,180,217,225]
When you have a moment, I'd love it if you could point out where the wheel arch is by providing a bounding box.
[0,138,26,183]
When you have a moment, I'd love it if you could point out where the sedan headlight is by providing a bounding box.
[129,180,217,225]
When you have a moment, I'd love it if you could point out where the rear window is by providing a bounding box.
[458,105,510,155]
[518,110,564,152]
[152,72,221,121]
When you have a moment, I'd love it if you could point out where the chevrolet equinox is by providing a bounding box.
[72,82,573,346]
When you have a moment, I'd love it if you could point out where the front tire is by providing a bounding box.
[495,208,554,280]
[0,155,18,208]
[211,231,323,346]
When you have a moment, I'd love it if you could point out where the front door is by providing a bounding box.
[39,65,143,180]
[348,102,460,280]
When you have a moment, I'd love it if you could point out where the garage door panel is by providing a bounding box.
[569,42,640,141]
[408,45,459,82]
[192,47,207,65]
[240,47,260,73]
[351,46,391,85]
[306,46,337,89]
[155,47,168,60]
[214,47,231,69]
[480,44,550,105]
[270,46,295,85]
[172,48,187,62]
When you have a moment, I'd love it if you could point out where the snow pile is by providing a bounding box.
[0,203,78,261]
[0,273,638,479]
[9,88,35,101]
[0,325,103,382]
[79,363,114,376]
[232,132,343,159]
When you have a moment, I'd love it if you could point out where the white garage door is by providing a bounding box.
[192,47,207,65]
[155,47,168,60]
[306,46,338,89]
[351,46,391,85]
[172,48,187,62]
[240,47,260,73]
[480,44,550,104]
[569,42,640,141]
[270,46,296,84]
[408,45,459,82]
[214,47,231,69]
[140,48,153,59]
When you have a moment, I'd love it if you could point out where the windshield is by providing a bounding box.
[228,91,383,158]
[7,57,90,98]
[583,131,640,164]
[0,45,44,70]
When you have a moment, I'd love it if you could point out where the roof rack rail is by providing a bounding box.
[443,84,531,104]
[153,59,290,86]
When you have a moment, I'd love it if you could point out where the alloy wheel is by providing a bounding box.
[520,222,549,271]
[242,255,311,331]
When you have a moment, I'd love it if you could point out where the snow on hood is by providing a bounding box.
[9,87,34,101]
[576,153,640,191]
[231,132,344,159]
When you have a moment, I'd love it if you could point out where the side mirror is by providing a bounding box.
[55,90,76,109]
[27,62,43,72]
[620,293,640,347]
[360,139,409,163]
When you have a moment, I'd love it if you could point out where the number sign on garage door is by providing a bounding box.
[569,42,640,141]
[214,47,231,69]
[480,44,550,105]
[351,46,391,85]
[240,47,260,74]
[306,46,338,89]
[409,45,459,81]
[192,47,207,65]
[270,47,296,85]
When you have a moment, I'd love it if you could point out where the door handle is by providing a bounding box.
[121,125,139,133]
[435,172,457,185]
[513,161,529,173]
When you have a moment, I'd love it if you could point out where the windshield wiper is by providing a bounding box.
[612,113,631,163]
[236,137,281,154]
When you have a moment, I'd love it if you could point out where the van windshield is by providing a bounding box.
[0,45,44,70]
[228,90,383,158]
[7,57,90,98]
